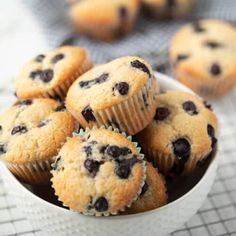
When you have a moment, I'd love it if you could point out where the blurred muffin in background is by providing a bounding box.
[142,0,195,20]
[68,0,140,41]
[170,19,236,99]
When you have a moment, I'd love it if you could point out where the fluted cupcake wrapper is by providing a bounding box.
[76,78,158,136]
[174,69,236,100]
[75,24,135,41]
[143,145,211,176]
[71,11,137,41]
[5,134,76,185]
[33,58,92,100]
[142,0,195,20]
[51,126,147,217]
[6,159,53,185]
[142,3,168,20]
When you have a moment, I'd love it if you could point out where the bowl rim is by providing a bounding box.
[0,72,218,220]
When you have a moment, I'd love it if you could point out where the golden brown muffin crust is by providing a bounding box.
[51,127,146,216]
[136,91,218,175]
[0,98,76,164]
[15,46,92,99]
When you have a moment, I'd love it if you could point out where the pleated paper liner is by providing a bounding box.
[74,21,136,41]
[142,0,196,20]
[70,77,159,136]
[4,119,79,186]
[51,126,147,216]
[6,159,52,185]
[174,70,236,100]
[141,145,213,176]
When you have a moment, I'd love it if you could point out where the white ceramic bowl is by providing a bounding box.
[0,73,218,236]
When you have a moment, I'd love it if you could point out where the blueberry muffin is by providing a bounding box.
[170,19,236,99]
[136,91,218,176]
[66,56,159,135]
[142,0,195,20]
[124,162,167,214]
[0,98,76,184]
[51,127,146,216]
[15,46,92,100]
[69,0,140,41]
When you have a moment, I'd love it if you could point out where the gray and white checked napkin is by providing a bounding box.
[22,0,236,64]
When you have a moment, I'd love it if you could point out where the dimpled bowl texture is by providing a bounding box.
[0,72,219,236]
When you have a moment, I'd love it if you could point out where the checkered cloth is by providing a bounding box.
[1,0,236,235]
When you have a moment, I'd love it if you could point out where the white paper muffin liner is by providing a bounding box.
[6,159,53,185]
[174,69,236,100]
[33,58,92,100]
[4,125,77,186]
[142,0,195,19]
[74,22,135,41]
[143,145,212,176]
[75,78,159,136]
[51,126,147,216]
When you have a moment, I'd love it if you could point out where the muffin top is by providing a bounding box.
[137,91,218,175]
[125,162,167,214]
[170,19,236,82]
[66,56,154,120]
[0,99,75,164]
[51,127,146,216]
[70,0,139,27]
[15,46,91,99]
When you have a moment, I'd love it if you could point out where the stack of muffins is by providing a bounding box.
[0,45,218,216]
